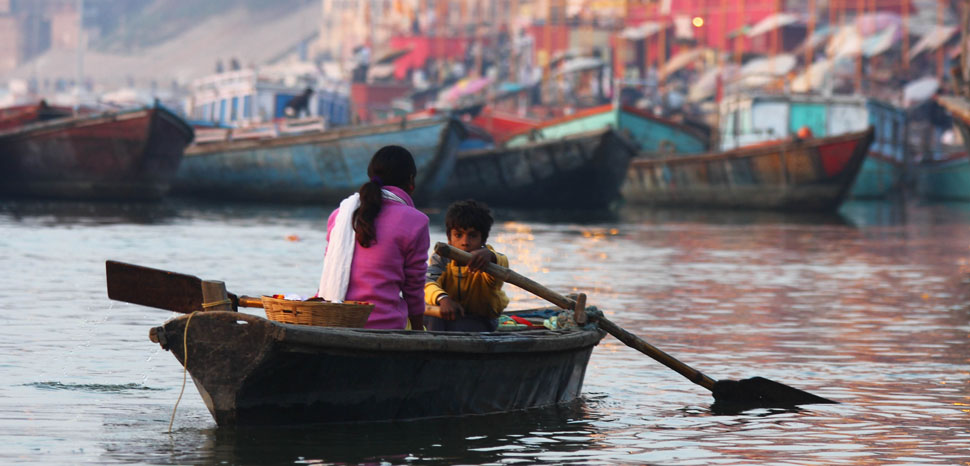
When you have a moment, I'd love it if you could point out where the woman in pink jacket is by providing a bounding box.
[317,145,429,330]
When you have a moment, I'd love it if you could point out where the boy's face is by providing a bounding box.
[448,227,484,252]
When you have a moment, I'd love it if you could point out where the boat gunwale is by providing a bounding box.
[631,127,874,168]
[184,116,456,155]
[163,311,606,354]
[456,127,616,158]
[0,103,192,141]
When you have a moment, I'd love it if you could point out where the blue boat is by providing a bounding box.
[718,94,907,199]
[172,117,464,204]
[504,104,708,155]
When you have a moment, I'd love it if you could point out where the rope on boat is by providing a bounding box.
[168,311,197,433]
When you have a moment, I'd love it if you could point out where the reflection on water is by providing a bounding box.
[1,199,968,464]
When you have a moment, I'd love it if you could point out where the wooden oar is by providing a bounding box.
[106,260,446,317]
[433,242,837,408]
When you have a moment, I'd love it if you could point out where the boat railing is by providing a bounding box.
[193,117,328,145]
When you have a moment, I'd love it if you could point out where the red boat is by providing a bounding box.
[0,102,194,200]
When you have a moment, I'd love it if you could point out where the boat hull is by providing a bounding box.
[916,155,970,201]
[0,105,193,200]
[849,154,901,199]
[622,129,875,211]
[172,118,463,204]
[152,311,604,426]
[436,128,637,209]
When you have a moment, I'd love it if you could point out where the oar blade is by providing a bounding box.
[712,376,837,409]
[105,260,204,313]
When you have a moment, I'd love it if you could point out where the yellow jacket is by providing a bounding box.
[424,245,510,319]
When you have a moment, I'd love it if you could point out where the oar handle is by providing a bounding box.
[433,242,717,392]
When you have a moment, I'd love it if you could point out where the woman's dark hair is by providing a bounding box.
[353,145,417,247]
[445,200,494,244]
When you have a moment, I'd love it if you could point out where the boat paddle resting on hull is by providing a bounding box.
[0,102,194,200]
[435,127,638,209]
[622,128,875,212]
[171,117,464,205]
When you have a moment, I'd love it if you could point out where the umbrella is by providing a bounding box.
[826,25,863,59]
[688,65,739,102]
[903,77,939,107]
[747,13,802,37]
[620,22,663,40]
[908,26,958,59]
[791,59,834,93]
[862,24,900,57]
[373,47,413,65]
[854,12,902,36]
[555,57,604,76]
[738,54,797,78]
[661,48,709,78]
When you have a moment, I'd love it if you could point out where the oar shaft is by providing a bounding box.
[433,242,717,392]
[594,316,716,391]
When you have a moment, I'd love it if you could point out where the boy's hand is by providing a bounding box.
[438,296,465,320]
[467,248,496,272]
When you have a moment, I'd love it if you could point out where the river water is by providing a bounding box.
[1,199,967,465]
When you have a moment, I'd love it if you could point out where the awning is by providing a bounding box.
[660,48,708,77]
[619,22,663,40]
[908,26,958,59]
[747,13,802,37]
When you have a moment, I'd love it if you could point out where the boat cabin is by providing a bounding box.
[718,93,906,164]
[183,68,351,128]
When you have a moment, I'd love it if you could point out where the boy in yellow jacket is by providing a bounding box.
[425,200,509,331]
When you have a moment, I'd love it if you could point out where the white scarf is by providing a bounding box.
[318,189,406,302]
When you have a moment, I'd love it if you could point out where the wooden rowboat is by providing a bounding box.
[149,310,605,426]
[434,127,638,209]
[622,128,875,212]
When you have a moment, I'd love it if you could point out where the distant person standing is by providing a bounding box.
[284,88,314,118]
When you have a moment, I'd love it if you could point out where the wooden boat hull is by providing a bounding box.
[172,117,464,204]
[436,128,637,209]
[0,105,193,200]
[622,128,875,211]
[150,311,604,426]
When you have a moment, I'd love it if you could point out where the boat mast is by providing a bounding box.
[74,0,84,114]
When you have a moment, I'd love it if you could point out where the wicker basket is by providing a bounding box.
[261,296,373,328]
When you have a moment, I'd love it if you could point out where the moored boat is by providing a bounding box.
[621,128,875,211]
[171,117,465,204]
[505,104,708,155]
[434,127,637,209]
[716,93,907,199]
[0,102,194,200]
[148,310,605,426]
[917,96,970,200]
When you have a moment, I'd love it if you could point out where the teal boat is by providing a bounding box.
[918,96,970,200]
[505,104,708,155]
[718,94,907,199]
[172,117,464,204]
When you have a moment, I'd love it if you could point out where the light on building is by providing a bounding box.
[692,16,704,28]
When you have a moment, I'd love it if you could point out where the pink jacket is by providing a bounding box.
[326,186,429,329]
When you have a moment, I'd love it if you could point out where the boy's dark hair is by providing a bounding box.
[445,200,494,243]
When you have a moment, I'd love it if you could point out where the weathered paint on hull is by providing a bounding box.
[622,129,874,212]
[917,155,970,201]
[172,118,463,204]
[0,106,193,200]
[506,105,706,154]
[154,311,604,426]
[849,155,901,199]
[436,128,637,209]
